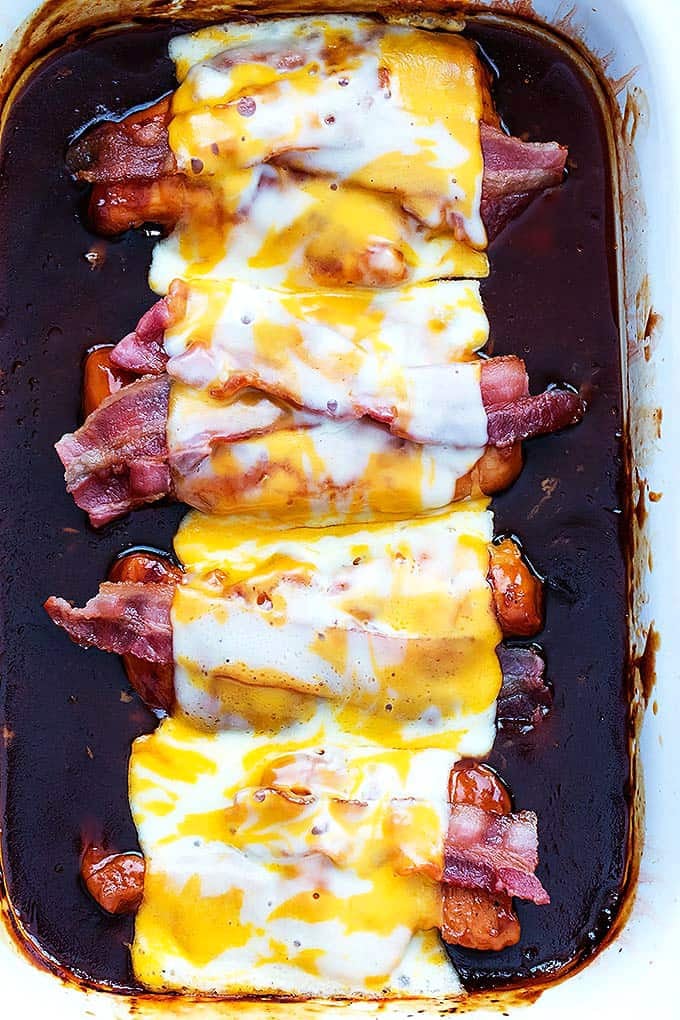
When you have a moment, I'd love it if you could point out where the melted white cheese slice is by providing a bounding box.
[129,717,462,997]
[163,278,488,447]
[150,17,490,293]
[150,168,489,293]
[168,17,486,240]
[168,384,487,522]
[170,507,501,752]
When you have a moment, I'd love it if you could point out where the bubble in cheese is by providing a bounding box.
[170,507,501,753]
[129,716,462,997]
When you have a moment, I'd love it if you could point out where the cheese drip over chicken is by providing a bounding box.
[129,717,461,996]
[149,17,489,292]
[170,507,501,752]
[168,385,489,522]
[165,276,489,519]
[164,278,488,446]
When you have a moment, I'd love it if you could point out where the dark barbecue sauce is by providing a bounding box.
[0,18,629,997]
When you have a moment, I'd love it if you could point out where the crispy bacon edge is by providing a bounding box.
[496,644,553,733]
[55,375,173,527]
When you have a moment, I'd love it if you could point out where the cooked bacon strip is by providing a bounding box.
[61,374,502,526]
[486,387,584,447]
[444,804,549,905]
[81,846,145,915]
[479,353,528,406]
[481,356,584,445]
[488,537,544,637]
[496,644,552,732]
[108,553,182,713]
[480,122,567,239]
[56,375,172,527]
[113,282,187,376]
[68,104,566,241]
[44,582,174,663]
[67,97,174,183]
[56,359,582,526]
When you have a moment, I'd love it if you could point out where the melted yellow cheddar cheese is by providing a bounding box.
[163,276,490,521]
[168,383,489,523]
[149,16,490,293]
[129,717,461,996]
[169,507,501,752]
[150,170,488,293]
[163,277,488,391]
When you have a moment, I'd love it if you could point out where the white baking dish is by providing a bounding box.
[1,0,678,1016]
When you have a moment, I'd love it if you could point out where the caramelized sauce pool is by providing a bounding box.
[0,20,628,994]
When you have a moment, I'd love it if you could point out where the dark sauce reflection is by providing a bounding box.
[0,19,628,996]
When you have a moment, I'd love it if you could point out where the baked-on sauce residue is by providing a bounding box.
[0,19,629,995]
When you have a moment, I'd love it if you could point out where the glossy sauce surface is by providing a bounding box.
[0,19,628,994]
